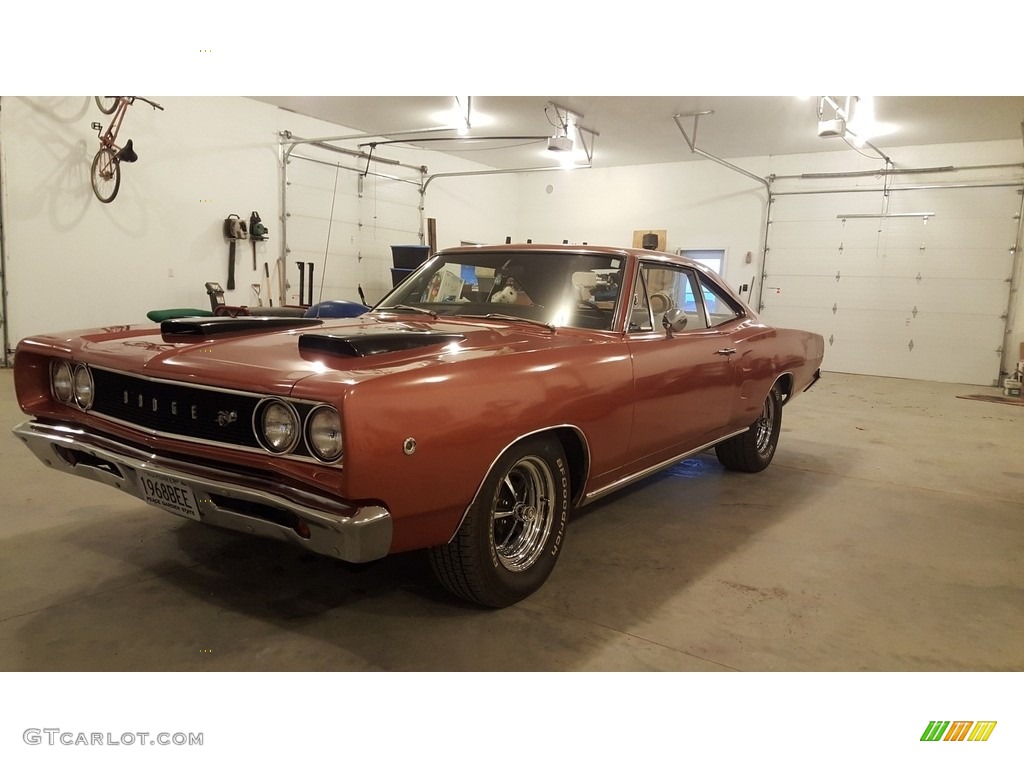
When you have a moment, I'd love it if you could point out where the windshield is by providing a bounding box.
[375,250,625,331]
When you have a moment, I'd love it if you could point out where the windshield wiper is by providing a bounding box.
[381,304,438,318]
[453,313,555,331]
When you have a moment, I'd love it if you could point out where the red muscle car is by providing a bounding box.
[12,244,823,607]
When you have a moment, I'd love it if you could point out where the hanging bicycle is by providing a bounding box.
[90,96,164,203]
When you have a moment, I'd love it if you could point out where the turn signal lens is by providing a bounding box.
[73,365,94,409]
[51,360,74,404]
[306,406,343,462]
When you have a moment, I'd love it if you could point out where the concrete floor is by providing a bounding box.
[0,367,1021,671]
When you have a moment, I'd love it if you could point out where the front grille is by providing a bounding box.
[89,368,314,456]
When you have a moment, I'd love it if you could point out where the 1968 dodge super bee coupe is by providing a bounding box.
[13,244,823,607]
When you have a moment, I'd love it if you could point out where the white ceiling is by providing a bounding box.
[252,96,1024,170]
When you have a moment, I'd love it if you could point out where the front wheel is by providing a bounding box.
[95,96,118,115]
[714,385,783,472]
[429,435,570,608]
[91,148,120,203]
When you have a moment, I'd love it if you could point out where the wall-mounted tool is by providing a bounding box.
[223,214,248,290]
[249,211,268,270]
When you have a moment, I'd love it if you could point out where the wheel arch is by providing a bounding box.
[448,424,591,544]
[774,372,795,404]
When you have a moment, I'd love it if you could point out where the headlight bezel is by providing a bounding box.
[50,360,75,404]
[305,404,344,463]
[253,398,302,455]
[72,364,95,410]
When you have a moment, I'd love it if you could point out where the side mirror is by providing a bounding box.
[662,308,688,337]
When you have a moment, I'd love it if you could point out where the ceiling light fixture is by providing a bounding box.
[816,96,894,163]
[546,101,578,152]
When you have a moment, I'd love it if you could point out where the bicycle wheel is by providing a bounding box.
[91,148,121,203]
[95,96,118,114]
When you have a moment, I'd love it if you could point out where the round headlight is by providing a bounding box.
[51,360,74,403]
[258,400,300,454]
[306,405,343,462]
[73,365,94,409]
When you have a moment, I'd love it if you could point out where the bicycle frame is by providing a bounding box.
[94,98,133,154]
[89,96,162,203]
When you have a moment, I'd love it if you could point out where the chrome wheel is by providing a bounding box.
[429,435,569,607]
[714,385,783,473]
[492,456,555,572]
[753,394,777,455]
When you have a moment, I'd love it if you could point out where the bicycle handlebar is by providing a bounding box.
[102,96,165,111]
[133,96,164,111]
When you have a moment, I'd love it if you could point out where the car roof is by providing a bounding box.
[437,242,699,266]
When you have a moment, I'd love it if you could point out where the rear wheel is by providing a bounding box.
[429,436,570,608]
[91,148,120,203]
[715,385,782,472]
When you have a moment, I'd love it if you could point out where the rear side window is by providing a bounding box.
[630,264,707,331]
[696,273,742,327]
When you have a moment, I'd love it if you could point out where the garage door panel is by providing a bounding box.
[769,220,847,249]
[284,154,422,307]
[764,183,1020,384]
[762,247,840,275]
[888,186,1022,218]
[772,192,882,221]
[761,274,839,308]
[863,248,1013,280]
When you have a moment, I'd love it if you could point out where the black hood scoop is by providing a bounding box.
[299,330,466,357]
[161,316,323,337]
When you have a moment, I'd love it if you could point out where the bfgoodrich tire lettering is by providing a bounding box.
[429,435,570,608]
[714,385,783,473]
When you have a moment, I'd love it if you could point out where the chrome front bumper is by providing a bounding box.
[12,419,392,563]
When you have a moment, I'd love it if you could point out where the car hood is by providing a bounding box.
[43,314,595,396]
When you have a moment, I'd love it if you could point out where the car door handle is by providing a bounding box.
[715,348,737,356]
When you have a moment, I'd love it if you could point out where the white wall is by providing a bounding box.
[0,96,519,356]
[514,159,771,294]
[3,98,1022,377]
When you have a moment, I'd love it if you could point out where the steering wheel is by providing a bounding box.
[578,299,610,314]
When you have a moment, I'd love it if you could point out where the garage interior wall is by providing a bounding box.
[2,96,1022,386]
[0,97,518,359]
[515,139,1024,384]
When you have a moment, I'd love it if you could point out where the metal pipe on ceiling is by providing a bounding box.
[289,153,422,186]
[771,181,1024,196]
[770,162,1024,181]
[673,112,771,192]
[422,163,592,193]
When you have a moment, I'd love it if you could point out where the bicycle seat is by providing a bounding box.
[115,140,138,163]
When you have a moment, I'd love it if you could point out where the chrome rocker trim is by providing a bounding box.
[12,419,391,564]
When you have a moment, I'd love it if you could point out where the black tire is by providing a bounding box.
[91,148,120,203]
[95,96,118,115]
[429,435,570,608]
[715,385,783,472]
